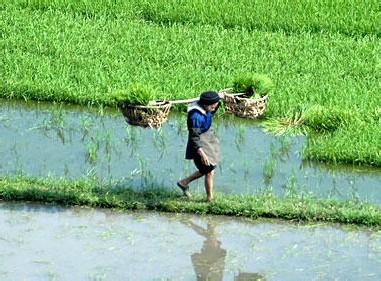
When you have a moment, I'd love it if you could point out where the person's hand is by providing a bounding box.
[198,148,210,166]
[218,91,226,100]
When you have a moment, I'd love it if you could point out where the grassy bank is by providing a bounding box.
[1,176,380,228]
[1,3,380,167]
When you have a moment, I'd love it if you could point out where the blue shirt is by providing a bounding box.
[185,106,213,159]
[187,109,212,134]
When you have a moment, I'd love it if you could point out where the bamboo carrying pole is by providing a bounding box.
[125,90,268,127]
[169,97,200,104]
[147,97,198,106]
[147,90,243,105]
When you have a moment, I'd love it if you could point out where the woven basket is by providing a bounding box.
[222,89,268,119]
[120,101,172,128]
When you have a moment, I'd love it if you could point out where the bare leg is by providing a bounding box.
[204,171,214,202]
[178,171,203,187]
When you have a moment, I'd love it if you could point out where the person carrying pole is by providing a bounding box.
[177,91,225,202]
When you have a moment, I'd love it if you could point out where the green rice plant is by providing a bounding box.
[234,125,246,149]
[86,142,98,164]
[96,105,106,117]
[304,121,381,166]
[85,167,98,182]
[349,182,361,204]
[134,0,381,37]
[31,106,66,132]
[27,106,72,143]
[242,159,250,182]
[278,136,292,156]
[232,73,275,98]
[283,172,299,199]
[99,131,113,177]
[101,131,112,156]
[262,157,277,184]
[14,165,24,177]
[2,7,378,114]
[110,83,157,106]
[327,178,343,200]
[152,128,166,158]
[302,105,358,132]
[50,106,65,129]
[269,143,278,158]
[262,111,307,136]
[79,117,94,141]
[137,158,154,188]
[124,126,140,147]
[3,0,380,37]
[12,145,24,176]
[374,107,381,124]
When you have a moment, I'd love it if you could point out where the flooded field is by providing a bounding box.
[0,201,380,280]
[1,99,380,203]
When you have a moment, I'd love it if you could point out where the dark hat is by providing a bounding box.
[199,91,220,105]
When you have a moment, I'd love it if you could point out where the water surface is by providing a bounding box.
[0,202,380,281]
[1,99,380,203]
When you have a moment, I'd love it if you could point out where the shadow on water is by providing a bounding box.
[1,99,381,204]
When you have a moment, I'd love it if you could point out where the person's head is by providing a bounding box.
[199,91,220,112]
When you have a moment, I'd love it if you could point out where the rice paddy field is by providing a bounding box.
[1,0,380,167]
[1,2,381,278]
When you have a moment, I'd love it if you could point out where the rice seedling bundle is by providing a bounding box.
[110,83,171,128]
[221,73,274,119]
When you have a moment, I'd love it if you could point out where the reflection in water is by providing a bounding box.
[1,202,380,280]
[184,219,226,281]
[184,219,265,281]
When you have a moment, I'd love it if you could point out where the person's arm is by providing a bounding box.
[188,116,202,152]
[189,111,210,165]
[197,147,210,166]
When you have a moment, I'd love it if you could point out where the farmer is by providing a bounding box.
[177,91,224,202]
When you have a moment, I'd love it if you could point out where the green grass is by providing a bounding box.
[0,3,380,167]
[1,176,380,228]
[2,0,380,37]
[139,1,381,38]
[304,121,381,166]
[1,7,379,110]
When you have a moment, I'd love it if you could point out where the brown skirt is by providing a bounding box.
[198,128,221,166]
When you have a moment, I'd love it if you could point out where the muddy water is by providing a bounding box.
[0,202,380,280]
[1,99,380,203]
